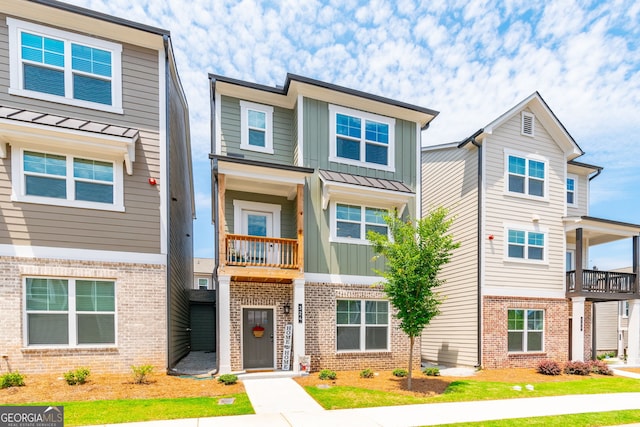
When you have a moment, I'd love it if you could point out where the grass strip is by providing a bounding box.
[434,409,640,426]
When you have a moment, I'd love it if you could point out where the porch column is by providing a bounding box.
[627,299,640,365]
[575,228,583,293]
[571,297,585,361]
[218,275,232,374]
[292,278,306,373]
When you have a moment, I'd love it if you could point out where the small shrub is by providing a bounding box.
[131,364,154,384]
[359,368,374,379]
[422,367,440,376]
[564,360,591,376]
[590,360,613,376]
[318,369,337,380]
[536,359,561,376]
[217,374,238,385]
[63,367,90,385]
[392,368,408,378]
[0,372,25,389]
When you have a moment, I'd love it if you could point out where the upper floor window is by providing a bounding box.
[240,101,273,154]
[197,278,210,290]
[331,202,388,245]
[508,309,543,352]
[329,105,395,172]
[25,277,116,346]
[507,228,545,261]
[567,175,577,206]
[505,150,547,199]
[7,18,122,113]
[337,299,389,352]
[12,146,124,212]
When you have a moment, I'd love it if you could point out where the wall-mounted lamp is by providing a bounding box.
[283,302,291,315]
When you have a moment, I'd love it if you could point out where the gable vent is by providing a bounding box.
[522,112,534,136]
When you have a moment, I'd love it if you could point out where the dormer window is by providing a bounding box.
[521,112,535,136]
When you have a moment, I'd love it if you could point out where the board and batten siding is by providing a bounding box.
[302,98,418,187]
[218,95,295,166]
[224,191,297,240]
[420,146,480,367]
[0,16,162,254]
[482,109,567,294]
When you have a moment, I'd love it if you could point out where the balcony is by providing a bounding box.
[566,270,637,300]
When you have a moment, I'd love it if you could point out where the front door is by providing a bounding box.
[243,210,272,264]
[243,308,274,369]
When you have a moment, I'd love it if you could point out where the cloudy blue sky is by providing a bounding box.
[69,0,640,269]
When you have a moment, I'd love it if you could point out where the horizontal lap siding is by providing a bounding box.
[421,147,479,367]
[595,301,619,351]
[483,111,566,294]
[0,17,161,253]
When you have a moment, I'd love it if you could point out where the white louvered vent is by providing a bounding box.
[521,112,534,136]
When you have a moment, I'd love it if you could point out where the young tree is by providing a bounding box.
[368,206,459,390]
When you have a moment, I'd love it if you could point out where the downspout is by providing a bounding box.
[162,34,173,373]
[210,76,220,376]
[470,136,483,368]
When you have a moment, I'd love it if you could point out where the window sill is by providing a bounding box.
[503,191,549,203]
[22,346,118,354]
[507,351,546,356]
[240,143,274,155]
[9,88,123,115]
[336,350,391,355]
[12,195,125,212]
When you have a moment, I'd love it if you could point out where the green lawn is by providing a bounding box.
[303,376,640,410]
[435,409,640,426]
[12,394,253,426]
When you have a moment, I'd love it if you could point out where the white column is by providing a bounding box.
[618,302,625,359]
[627,299,640,365]
[218,275,232,374]
[571,297,585,361]
[292,279,305,373]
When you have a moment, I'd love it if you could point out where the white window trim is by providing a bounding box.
[329,201,389,245]
[336,299,390,353]
[567,174,578,207]
[23,277,118,348]
[521,112,535,137]
[197,277,210,290]
[503,223,549,265]
[11,144,125,212]
[233,200,281,237]
[508,308,544,353]
[240,100,274,154]
[328,104,395,172]
[622,301,630,319]
[7,17,123,114]
[503,148,549,201]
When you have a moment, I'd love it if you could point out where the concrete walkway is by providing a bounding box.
[85,368,640,427]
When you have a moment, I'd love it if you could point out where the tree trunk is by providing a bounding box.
[408,335,414,390]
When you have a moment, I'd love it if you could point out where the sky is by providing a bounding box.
[66,0,640,270]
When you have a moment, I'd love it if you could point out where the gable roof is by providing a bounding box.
[459,92,584,160]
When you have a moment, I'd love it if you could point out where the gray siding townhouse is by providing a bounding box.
[421,92,640,369]
[210,73,438,373]
[0,0,193,374]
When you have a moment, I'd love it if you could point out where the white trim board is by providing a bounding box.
[0,244,166,265]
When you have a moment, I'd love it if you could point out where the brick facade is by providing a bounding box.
[305,282,419,372]
[0,256,167,374]
[482,296,571,368]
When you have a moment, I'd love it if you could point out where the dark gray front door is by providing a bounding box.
[243,308,274,369]
[190,303,215,351]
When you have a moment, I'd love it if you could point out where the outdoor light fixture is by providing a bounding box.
[283,302,291,315]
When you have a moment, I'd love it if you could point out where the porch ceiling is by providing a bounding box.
[565,216,640,246]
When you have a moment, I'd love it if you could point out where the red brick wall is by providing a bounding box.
[0,257,167,374]
[482,296,570,368]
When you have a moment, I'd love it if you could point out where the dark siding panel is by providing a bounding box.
[167,60,192,369]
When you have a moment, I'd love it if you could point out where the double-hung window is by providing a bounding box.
[7,18,122,113]
[505,151,547,198]
[240,101,273,154]
[14,148,123,211]
[507,229,545,261]
[25,278,116,346]
[336,299,389,351]
[508,309,543,352]
[329,105,395,171]
[332,202,388,244]
[567,175,577,206]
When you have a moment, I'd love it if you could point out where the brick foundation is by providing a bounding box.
[482,296,570,368]
[0,256,167,374]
